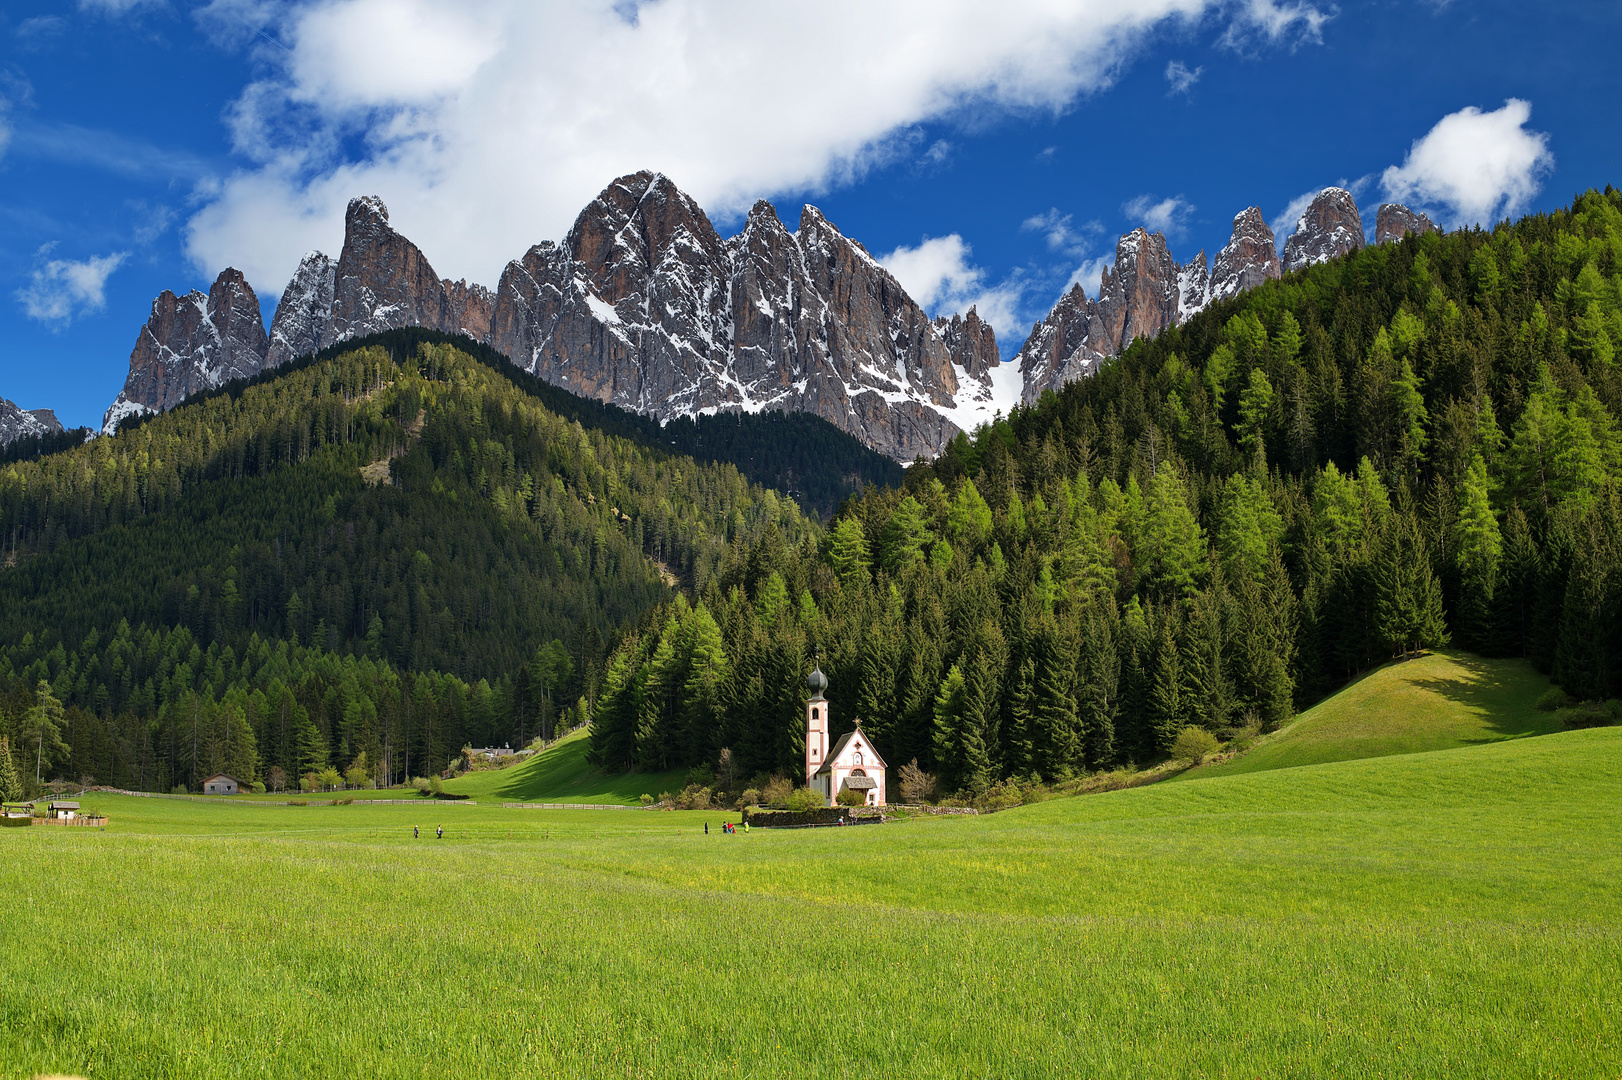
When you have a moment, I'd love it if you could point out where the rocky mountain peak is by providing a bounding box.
[266,251,336,368]
[1098,228,1182,354]
[1281,187,1365,273]
[1375,203,1439,244]
[936,307,999,382]
[0,397,64,447]
[102,267,269,434]
[328,194,457,347]
[1210,207,1281,303]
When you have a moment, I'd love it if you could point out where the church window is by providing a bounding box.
[854,752,863,765]
[812,707,819,720]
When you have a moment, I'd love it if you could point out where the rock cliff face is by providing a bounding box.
[1015,229,1209,404]
[0,398,64,446]
[1209,207,1281,304]
[108,175,1401,456]
[326,196,454,347]
[1375,203,1439,244]
[102,268,268,434]
[1281,188,1365,273]
[488,172,994,459]
[265,252,336,368]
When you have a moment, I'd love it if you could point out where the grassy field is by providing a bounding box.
[1185,648,1564,780]
[3,726,1618,1078]
[440,728,688,804]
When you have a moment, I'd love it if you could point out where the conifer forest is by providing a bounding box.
[3,190,1619,799]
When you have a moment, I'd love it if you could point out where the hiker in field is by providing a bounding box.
[704,822,708,835]
[414,825,419,838]
[436,824,443,839]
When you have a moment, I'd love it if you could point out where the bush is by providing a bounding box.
[412,777,432,794]
[250,782,266,795]
[332,796,354,806]
[760,775,793,808]
[1555,700,1619,730]
[1537,688,1576,712]
[897,759,938,804]
[429,777,444,796]
[170,784,188,795]
[975,778,1027,813]
[738,787,761,808]
[674,784,714,811]
[1171,726,1221,763]
[639,793,655,806]
[785,786,825,811]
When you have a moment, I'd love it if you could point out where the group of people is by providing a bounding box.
[413,825,443,839]
[704,821,748,834]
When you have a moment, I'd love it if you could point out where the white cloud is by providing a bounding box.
[1065,255,1113,300]
[1381,99,1553,227]
[1021,208,1093,258]
[78,0,165,14]
[919,139,954,169]
[1221,0,1333,51]
[1122,194,1194,236]
[15,248,130,326]
[1164,59,1202,95]
[878,234,1025,343]
[15,16,68,47]
[182,0,1267,297]
[1271,187,1319,241]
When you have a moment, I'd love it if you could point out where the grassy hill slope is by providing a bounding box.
[441,728,687,804]
[1185,648,1562,780]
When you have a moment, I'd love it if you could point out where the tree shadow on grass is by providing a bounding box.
[1404,650,1560,741]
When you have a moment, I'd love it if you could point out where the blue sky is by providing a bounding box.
[2,0,1618,430]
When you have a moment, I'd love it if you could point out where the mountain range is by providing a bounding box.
[89,176,1437,458]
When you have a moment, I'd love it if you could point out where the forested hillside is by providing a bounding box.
[0,339,813,793]
[590,189,1621,793]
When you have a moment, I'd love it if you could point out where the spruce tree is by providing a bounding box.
[1148,614,1187,754]
[1454,452,1503,649]
[0,736,23,802]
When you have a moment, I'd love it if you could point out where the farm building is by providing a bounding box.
[202,774,247,795]
[804,667,887,806]
[48,801,79,819]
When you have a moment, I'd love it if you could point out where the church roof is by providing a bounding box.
[842,775,877,790]
[814,729,888,775]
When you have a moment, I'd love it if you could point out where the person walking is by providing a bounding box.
[436,824,443,839]
[413,825,419,839]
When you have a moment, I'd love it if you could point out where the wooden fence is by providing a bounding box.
[79,788,476,807]
[501,802,644,810]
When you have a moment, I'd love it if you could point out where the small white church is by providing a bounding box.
[804,666,887,806]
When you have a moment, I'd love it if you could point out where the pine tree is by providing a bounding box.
[0,736,23,802]
[1030,624,1081,780]
[1139,466,1207,599]
[1374,518,1449,659]
[828,517,872,588]
[1454,452,1503,649]
[930,665,969,793]
[1147,614,1186,754]
[26,680,67,785]
[1078,604,1119,769]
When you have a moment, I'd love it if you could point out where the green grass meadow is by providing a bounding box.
[4,725,1619,1078]
[440,728,686,804]
[1186,649,1563,780]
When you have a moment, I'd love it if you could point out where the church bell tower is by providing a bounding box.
[806,666,830,790]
